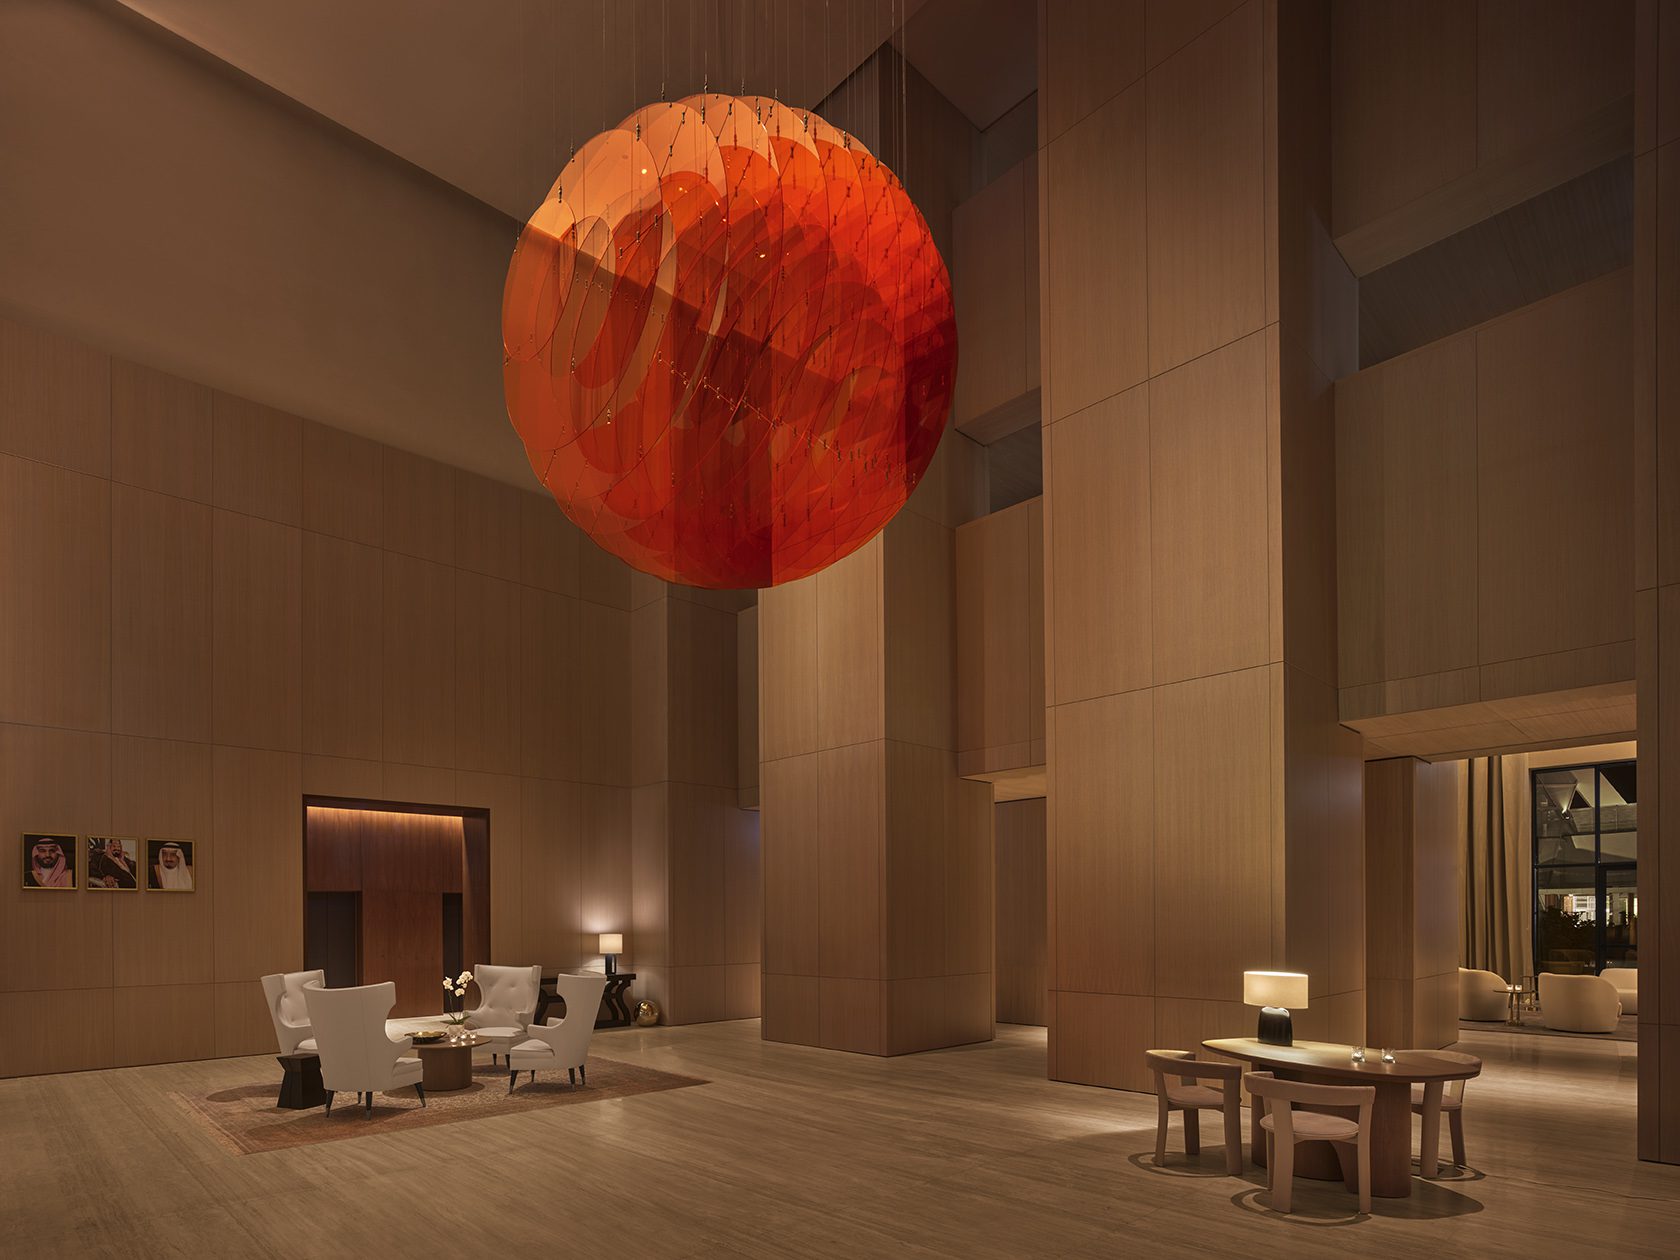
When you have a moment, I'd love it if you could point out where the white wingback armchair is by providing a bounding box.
[303,981,426,1116]
[1458,967,1510,1022]
[466,964,542,1062]
[1539,972,1622,1033]
[507,973,607,1094]
[1600,967,1638,1015]
[261,969,324,1054]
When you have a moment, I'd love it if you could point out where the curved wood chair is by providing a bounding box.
[1144,1050,1244,1174]
[1244,1071,1374,1214]
[1411,1050,1478,1175]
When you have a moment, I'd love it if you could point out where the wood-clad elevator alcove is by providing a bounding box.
[303,797,490,1016]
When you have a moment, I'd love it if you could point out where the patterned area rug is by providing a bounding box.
[172,1056,706,1155]
[1460,1012,1638,1042]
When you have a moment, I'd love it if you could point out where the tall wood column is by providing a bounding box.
[1634,0,1680,1166]
[756,49,994,1056]
[1364,757,1460,1050]
[759,436,995,1054]
[1038,0,1363,1090]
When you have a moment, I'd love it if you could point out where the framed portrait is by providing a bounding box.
[146,838,196,892]
[21,833,78,890]
[86,836,142,891]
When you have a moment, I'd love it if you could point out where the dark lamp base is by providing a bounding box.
[1257,1006,1294,1046]
[605,955,618,976]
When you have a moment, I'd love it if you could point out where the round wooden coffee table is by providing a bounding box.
[412,1030,485,1091]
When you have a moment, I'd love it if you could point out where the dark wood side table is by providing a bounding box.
[276,1052,326,1109]
[537,972,637,1029]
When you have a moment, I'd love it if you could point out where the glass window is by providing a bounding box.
[1535,865,1598,974]
[1603,866,1638,969]
[1531,759,1637,975]
[1598,760,1637,861]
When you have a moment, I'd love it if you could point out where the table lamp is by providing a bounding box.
[600,932,624,976]
[1243,970,1308,1046]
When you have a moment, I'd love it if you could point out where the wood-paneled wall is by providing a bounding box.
[1038,0,1365,1093]
[629,585,762,1027]
[0,0,520,491]
[1336,270,1635,753]
[303,805,469,1017]
[1633,0,1679,1167]
[737,606,759,809]
[1364,758,1461,1049]
[995,799,1047,1026]
[951,155,1041,441]
[955,497,1045,780]
[1331,1,1635,274]
[0,313,648,1078]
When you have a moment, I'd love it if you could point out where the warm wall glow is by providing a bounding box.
[306,804,465,831]
[502,94,957,589]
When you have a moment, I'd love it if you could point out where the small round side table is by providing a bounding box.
[1505,984,1525,1026]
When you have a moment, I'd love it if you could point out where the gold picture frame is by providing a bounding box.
[21,832,78,890]
[85,836,142,891]
[145,838,197,892]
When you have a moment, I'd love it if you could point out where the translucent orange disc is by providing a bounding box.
[502,95,957,589]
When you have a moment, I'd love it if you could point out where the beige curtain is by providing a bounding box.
[1460,754,1533,983]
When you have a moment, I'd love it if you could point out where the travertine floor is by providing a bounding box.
[2,1020,1674,1257]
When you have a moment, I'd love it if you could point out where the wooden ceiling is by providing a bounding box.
[894,0,1036,129]
[117,0,1028,221]
[966,764,1048,802]
[1347,681,1636,762]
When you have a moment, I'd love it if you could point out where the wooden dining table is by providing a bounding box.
[1202,1038,1482,1198]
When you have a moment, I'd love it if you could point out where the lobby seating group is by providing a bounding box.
[261,966,607,1115]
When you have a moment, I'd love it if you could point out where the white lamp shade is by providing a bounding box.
[1243,970,1308,1009]
[599,933,624,955]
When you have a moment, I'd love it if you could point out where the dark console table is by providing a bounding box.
[536,972,637,1029]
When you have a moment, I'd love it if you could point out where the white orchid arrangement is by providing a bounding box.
[442,969,474,1025]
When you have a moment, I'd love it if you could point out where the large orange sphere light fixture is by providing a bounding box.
[502,95,957,589]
